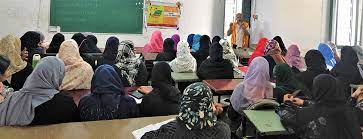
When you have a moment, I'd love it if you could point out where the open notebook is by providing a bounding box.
[132,118,175,139]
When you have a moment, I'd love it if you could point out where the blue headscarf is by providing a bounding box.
[79,64,138,121]
[191,34,201,52]
[318,43,336,70]
[187,34,195,47]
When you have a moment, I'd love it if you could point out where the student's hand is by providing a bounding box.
[283,94,293,103]
[291,98,304,106]
[352,87,363,102]
[213,103,223,115]
[21,48,29,62]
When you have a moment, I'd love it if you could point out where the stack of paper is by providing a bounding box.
[132,118,175,139]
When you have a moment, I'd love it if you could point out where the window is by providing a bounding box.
[332,0,363,46]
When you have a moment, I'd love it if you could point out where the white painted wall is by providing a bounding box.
[0,0,225,48]
[251,0,331,54]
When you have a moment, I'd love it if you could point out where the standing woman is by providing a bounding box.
[191,34,202,52]
[115,41,148,87]
[285,44,306,73]
[140,62,181,117]
[142,82,231,139]
[78,65,138,121]
[143,30,164,53]
[97,37,120,66]
[263,40,287,79]
[318,43,336,70]
[248,38,268,65]
[155,38,176,61]
[227,13,250,49]
[46,33,65,53]
[169,41,197,73]
[0,57,79,126]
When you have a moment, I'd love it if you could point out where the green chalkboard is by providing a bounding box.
[50,0,144,34]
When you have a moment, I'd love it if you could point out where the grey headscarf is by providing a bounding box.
[0,56,65,126]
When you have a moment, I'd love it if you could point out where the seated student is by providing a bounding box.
[230,57,273,114]
[0,57,79,126]
[46,33,65,53]
[79,65,138,121]
[318,43,336,70]
[193,35,211,68]
[191,34,201,52]
[86,35,99,48]
[57,40,94,104]
[71,33,86,46]
[273,63,307,103]
[115,40,148,87]
[187,34,195,49]
[263,39,287,79]
[278,74,361,139]
[212,36,221,43]
[331,46,363,98]
[221,39,238,67]
[0,35,31,91]
[272,36,287,56]
[0,55,11,102]
[197,42,234,80]
[141,82,230,139]
[285,44,305,73]
[171,34,180,51]
[143,30,163,53]
[79,35,102,53]
[20,31,46,61]
[296,50,329,92]
[140,62,181,117]
[155,38,176,61]
[169,41,197,73]
[97,37,120,66]
[248,38,268,65]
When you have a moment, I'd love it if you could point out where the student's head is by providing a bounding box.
[171,34,180,50]
[0,56,10,82]
[91,64,123,95]
[273,63,294,84]
[200,35,211,49]
[305,50,327,71]
[177,82,216,130]
[71,33,86,46]
[341,46,359,65]
[187,34,195,48]
[58,40,82,66]
[36,31,46,48]
[163,38,175,53]
[209,42,224,62]
[20,31,41,50]
[236,13,242,22]
[212,36,221,43]
[151,62,172,85]
[264,40,282,55]
[86,35,98,45]
[103,37,120,61]
[272,36,287,56]
[48,33,65,53]
[312,74,345,104]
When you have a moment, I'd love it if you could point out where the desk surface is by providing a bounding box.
[203,79,242,94]
[0,115,176,139]
[243,110,287,136]
[171,72,200,82]
[142,53,158,61]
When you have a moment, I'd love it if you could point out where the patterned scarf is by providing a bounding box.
[264,40,286,64]
[169,41,197,73]
[0,35,27,78]
[220,39,238,67]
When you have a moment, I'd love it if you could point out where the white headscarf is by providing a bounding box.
[0,57,65,126]
[230,57,273,114]
[220,39,238,67]
[169,41,197,73]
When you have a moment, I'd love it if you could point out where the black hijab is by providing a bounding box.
[155,38,176,61]
[20,31,44,62]
[87,35,98,45]
[273,36,287,56]
[151,62,180,102]
[0,56,10,75]
[79,37,102,53]
[71,33,86,46]
[294,74,361,139]
[194,35,211,68]
[46,33,65,53]
[296,50,328,91]
[197,42,234,80]
[102,37,120,62]
[212,36,221,43]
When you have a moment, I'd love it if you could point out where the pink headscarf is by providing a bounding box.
[285,44,305,69]
[143,30,163,53]
[231,57,273,113]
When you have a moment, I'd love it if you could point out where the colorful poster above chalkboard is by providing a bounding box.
[146,2,180,28]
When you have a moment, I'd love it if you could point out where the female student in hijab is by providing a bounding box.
[115,41,148,87]
[331,46,363,98]
[279,74,361,139]
[212,36,221,43]
[87,35,98,46]
[193,35,211,68]
[263,39,287,79]
[273,63,306,103]
[191,34,201,52]
[97,37,120,66]
[78,65,138,121]
[272,36,287,56]
[0,57,79,126]
[221,39,239,67]
[169,41,197,73]
[285,44,306,73]
[0,35,32,91]
[58,40,93,94]
[71,33,86,46]
[171,34,180,51]
[143,30,164,53]
[79,36,102,53]
[155,38,176,61]
[0,55,11,103]
[141,82,231,139]
[197,42,234,80]
[296,50,329,91]
[20,31,45,62]
[230,57,273,114]
[187,34,195,48]
[248,38,268,65]
[318,43,336,70]
[140,62,181,117]
[46,33,65,53]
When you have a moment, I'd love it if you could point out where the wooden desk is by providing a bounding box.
[0,115,176,139]
[142,53,158,61]
[203,79,242,102]
[243,110,288,137]
[171,72,200,89]
[135,47,143,54]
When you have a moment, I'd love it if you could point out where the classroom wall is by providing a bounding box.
[250,0,331,54]
[0,0,225,48]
